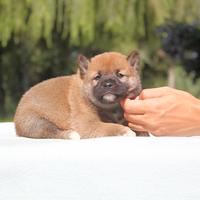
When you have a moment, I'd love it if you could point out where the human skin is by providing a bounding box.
[121,87,200,136]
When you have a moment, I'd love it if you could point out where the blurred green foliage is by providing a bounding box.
[0,0,200,119]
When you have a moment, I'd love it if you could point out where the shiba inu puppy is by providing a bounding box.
[14,51,146,139]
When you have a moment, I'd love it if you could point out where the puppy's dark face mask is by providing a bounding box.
[77,51,142,109]
[93,74,128,104]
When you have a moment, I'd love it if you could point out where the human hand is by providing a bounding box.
[121,87,200,136]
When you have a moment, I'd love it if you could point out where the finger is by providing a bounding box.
[124,113,146,126]
[128,123,146,132]
[139,87,174,100]
[123,98,146,114]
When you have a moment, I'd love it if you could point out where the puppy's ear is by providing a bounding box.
[77,54,90,77]
[127,51,140,70]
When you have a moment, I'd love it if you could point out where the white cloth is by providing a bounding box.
[0,122,200,200]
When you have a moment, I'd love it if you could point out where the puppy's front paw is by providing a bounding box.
[123,128,136,137]
[68,131,81,140]
[62,130,81,140]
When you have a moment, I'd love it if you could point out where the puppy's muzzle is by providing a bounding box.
[93,76,128,104]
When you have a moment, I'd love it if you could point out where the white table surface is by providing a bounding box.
[0,122,200,200]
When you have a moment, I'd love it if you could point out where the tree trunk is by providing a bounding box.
[168,65,176,88]
[0,66,5,117]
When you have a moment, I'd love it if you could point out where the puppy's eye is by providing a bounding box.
[116,72,125,78]
[94,74,101,80]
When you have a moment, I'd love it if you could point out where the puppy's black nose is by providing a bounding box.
[104,82,112,88]
[103,79,115,88]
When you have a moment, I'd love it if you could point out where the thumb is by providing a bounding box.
[139,87,172,100]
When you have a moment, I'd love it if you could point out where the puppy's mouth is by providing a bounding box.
[126,86,142,100]
[96,89,127,104]
[101,93,120,104]
[97,86,141,105]
[126,90,138,100]
[98,87,141,104]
